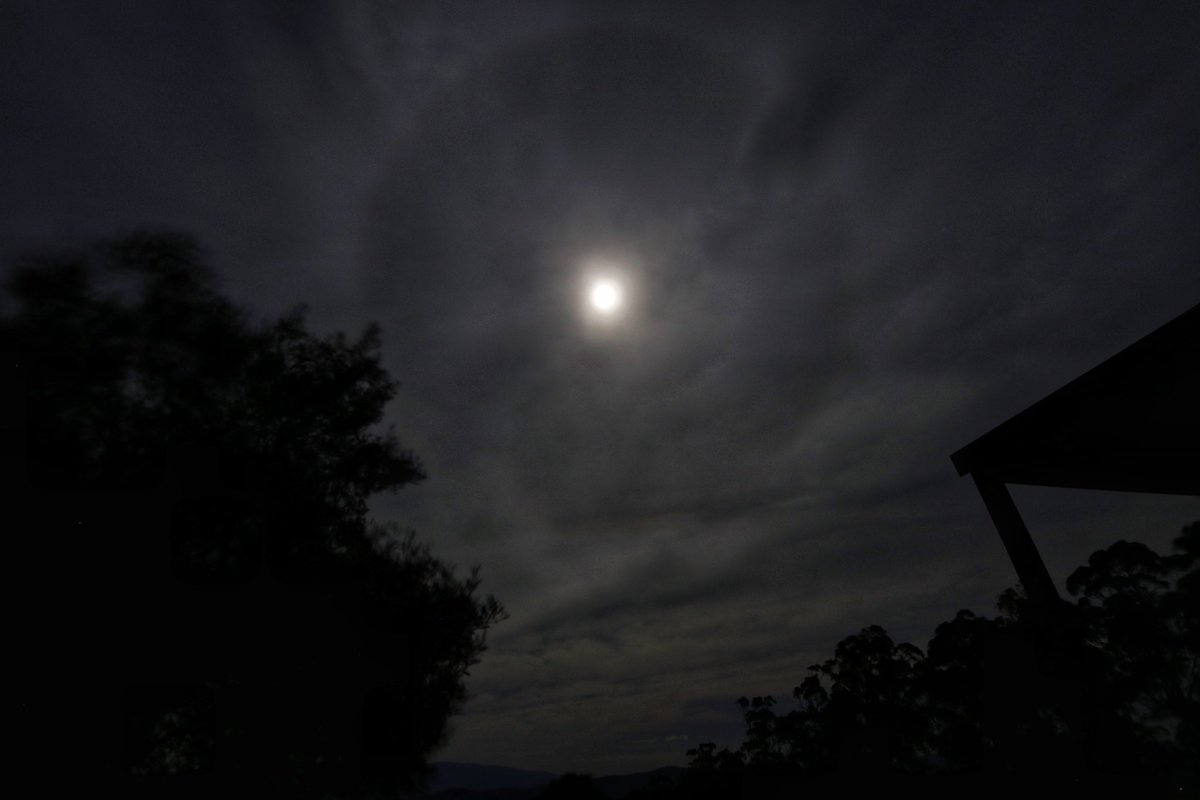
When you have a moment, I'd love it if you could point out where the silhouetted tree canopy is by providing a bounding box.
[687,521,1199,797]
[2,231,506,798]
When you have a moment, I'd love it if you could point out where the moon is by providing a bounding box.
[589,279,623,313]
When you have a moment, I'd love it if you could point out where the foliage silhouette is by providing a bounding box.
[681,741,746,800]
[2,231,506,798]
[687,521,1199,797]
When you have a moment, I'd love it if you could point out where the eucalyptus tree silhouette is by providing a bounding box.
[2,231,505,798]
[691,523,1198,798]
[1063,527,1199,785]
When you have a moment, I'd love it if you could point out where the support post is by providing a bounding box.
[972,475,1060,607]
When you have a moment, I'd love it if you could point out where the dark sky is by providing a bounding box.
[4,0,1199,776]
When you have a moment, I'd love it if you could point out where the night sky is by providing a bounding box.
[4,0,1199,777]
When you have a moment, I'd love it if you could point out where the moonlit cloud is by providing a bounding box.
[3,0,1198,777]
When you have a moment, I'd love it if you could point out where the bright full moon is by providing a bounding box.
[589,279,622,313]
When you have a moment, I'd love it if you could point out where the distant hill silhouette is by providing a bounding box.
[427,763,558,793]
[417,764,688,800]
[424,786,546,800]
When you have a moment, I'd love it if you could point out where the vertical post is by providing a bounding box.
[972,475,1060,607]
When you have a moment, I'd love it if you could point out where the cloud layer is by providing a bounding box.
[4,0,1198,775]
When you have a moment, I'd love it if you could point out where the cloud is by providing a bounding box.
[5,0,1198,776]
[356,6,1199,771]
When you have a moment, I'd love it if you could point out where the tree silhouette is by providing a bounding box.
[918,608,1003,772]
[683,741,746,800]
[1064,529,1199,785]
[795,625,928,773]
[692,522,1199,796]
[3,231,506,798]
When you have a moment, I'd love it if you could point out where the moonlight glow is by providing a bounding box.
[589,279,623,313]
